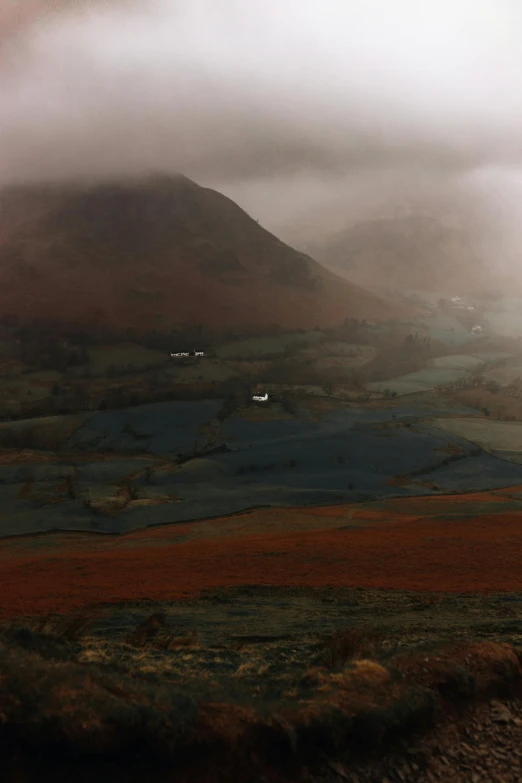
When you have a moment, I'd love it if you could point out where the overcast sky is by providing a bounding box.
[2,0,522,256]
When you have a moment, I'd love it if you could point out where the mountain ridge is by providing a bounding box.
[0,174,413,331]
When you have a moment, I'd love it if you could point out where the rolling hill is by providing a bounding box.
[307,214,490,295]
[0,175,413,331]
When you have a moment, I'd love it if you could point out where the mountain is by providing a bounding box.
[307,214,490,295]
[0,175,411,331]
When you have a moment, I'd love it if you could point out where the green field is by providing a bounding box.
[88,343,168,374]
[166,358,236,383]
[366,367,471,396]
[0,370,62,406]
[433,417,522,453]
[215,331,322,359]
[427,354,485,371]
[482,359,522,386]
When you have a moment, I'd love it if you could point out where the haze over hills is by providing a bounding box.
[305,213,494,296]
[0,174,412,332]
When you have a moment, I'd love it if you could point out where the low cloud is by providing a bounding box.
[1,0,522,256]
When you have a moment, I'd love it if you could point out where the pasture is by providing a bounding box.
[88,343,168,374]
[0,398,521,537]
[365,367,471,396]
[214,331,322,359]
[433,417,522,454]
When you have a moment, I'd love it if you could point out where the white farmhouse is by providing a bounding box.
[170,350,206,358]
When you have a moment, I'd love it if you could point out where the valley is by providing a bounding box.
[1,181,522,782]
[4,1,522,778]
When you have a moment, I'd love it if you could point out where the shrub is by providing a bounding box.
[351,659,391,685]
[27,612,99,643]
[318,626,383,668]
[126,612,168,647]
[125,481,139,500]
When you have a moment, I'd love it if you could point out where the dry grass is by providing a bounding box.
[392,641,522,698]
[25,611,100,642]
[125,611,199,650]
[458,388,522,421]
[312,660,391,693]
[234,661,270,678]
[386,474,412,487]
[125,610,168,646]
[351,659,391,685]
[411,593,443,611]
[0,617,520,781]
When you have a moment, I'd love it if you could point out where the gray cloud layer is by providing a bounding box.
[2,0,522,262]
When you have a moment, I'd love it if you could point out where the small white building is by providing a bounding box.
[170,350,205,358]
[252,393,269,402]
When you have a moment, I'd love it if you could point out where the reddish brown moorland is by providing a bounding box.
[1,488,522,619]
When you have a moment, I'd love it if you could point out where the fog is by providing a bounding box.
[2,0,522,270]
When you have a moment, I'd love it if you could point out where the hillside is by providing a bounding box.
[307,214,490,295]
[0,175,412,331]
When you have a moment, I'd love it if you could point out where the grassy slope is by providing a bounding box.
[0,176,415,331]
